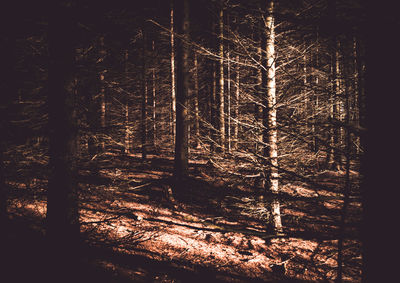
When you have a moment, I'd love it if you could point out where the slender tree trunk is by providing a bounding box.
[141,29,147,159]
[333,40,342,170]
[311,32,319,153]
[124,49,130,154]
[326,0,341,171]
[353,36,363,155]
[173,0,190,179]
[152,40,157,149]
[262,0,282,234]
[193,51,201,149]
[99,36,106,151]
[170,0,176,146]
[227,50,231,152]
[303,51,309,129]
[256,25,263,153]
[210,60,217,152]
[234,54,240,150]
[356,34,366,283]
[336,46,352,283]
[225,9,231,152]
[257,61,263,152]
[86,74,98,157]
[217,2,225,152]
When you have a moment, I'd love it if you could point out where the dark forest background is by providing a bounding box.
[0,0,397,282]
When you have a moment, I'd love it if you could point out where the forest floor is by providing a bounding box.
[4,150,362,282]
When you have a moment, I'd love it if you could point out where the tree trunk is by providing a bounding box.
[124,49,130,154]
[303,51,309,129]
[234,54,240,150]
[0,27,16,229]
[99,35,106,151]
[173,0,190,179]
[326,0,341,171]
[170,0,176,146]
[46,3,80,279]
[152,40,157,149]
[256,23,263,153]
[353,36,363,155]
[227,50,231,152]
[311,32,319,153]
[261,0,282,234]
[141,29,148,159]
[210,60,217,152]
[336,42,352,283]
[217,2,225,152]
[193,51,201,149]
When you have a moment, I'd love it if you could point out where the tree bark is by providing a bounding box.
[261,0,282,234]
[124,49,130,154]
[326,0,342,171]
[141,29,148,159]
[217,2,225,152]
[46,3,80,279]
[193,51,201,149]
[173,0,190,179]
[210,60,217,152]
[170,0,176,145]
[311,31,319,153]
[336,43,352,283]
[234,54,240,150]
[152,40,157,149]
[99,35,106,151]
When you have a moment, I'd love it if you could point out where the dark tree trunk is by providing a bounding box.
[46,2,80,279]
[193,51,200,149]
[173,0,190,179]
[141,29,148,159]
[210,60,217,152]
[0,16,16,230]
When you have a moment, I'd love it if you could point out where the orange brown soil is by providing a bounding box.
[6,152,362,282]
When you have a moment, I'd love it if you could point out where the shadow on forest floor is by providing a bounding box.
[2,215,307,283]
[4,152,363,282]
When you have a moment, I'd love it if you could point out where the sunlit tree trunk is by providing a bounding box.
[217,2,225,152]
[170,0,176,145]
[124,49,130,154]
[261,0,282,234]
[227,51,231,152]
[173,0,189,179]
[234,54,240,150]
[353,36,363,155]
[226,10,231,152]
